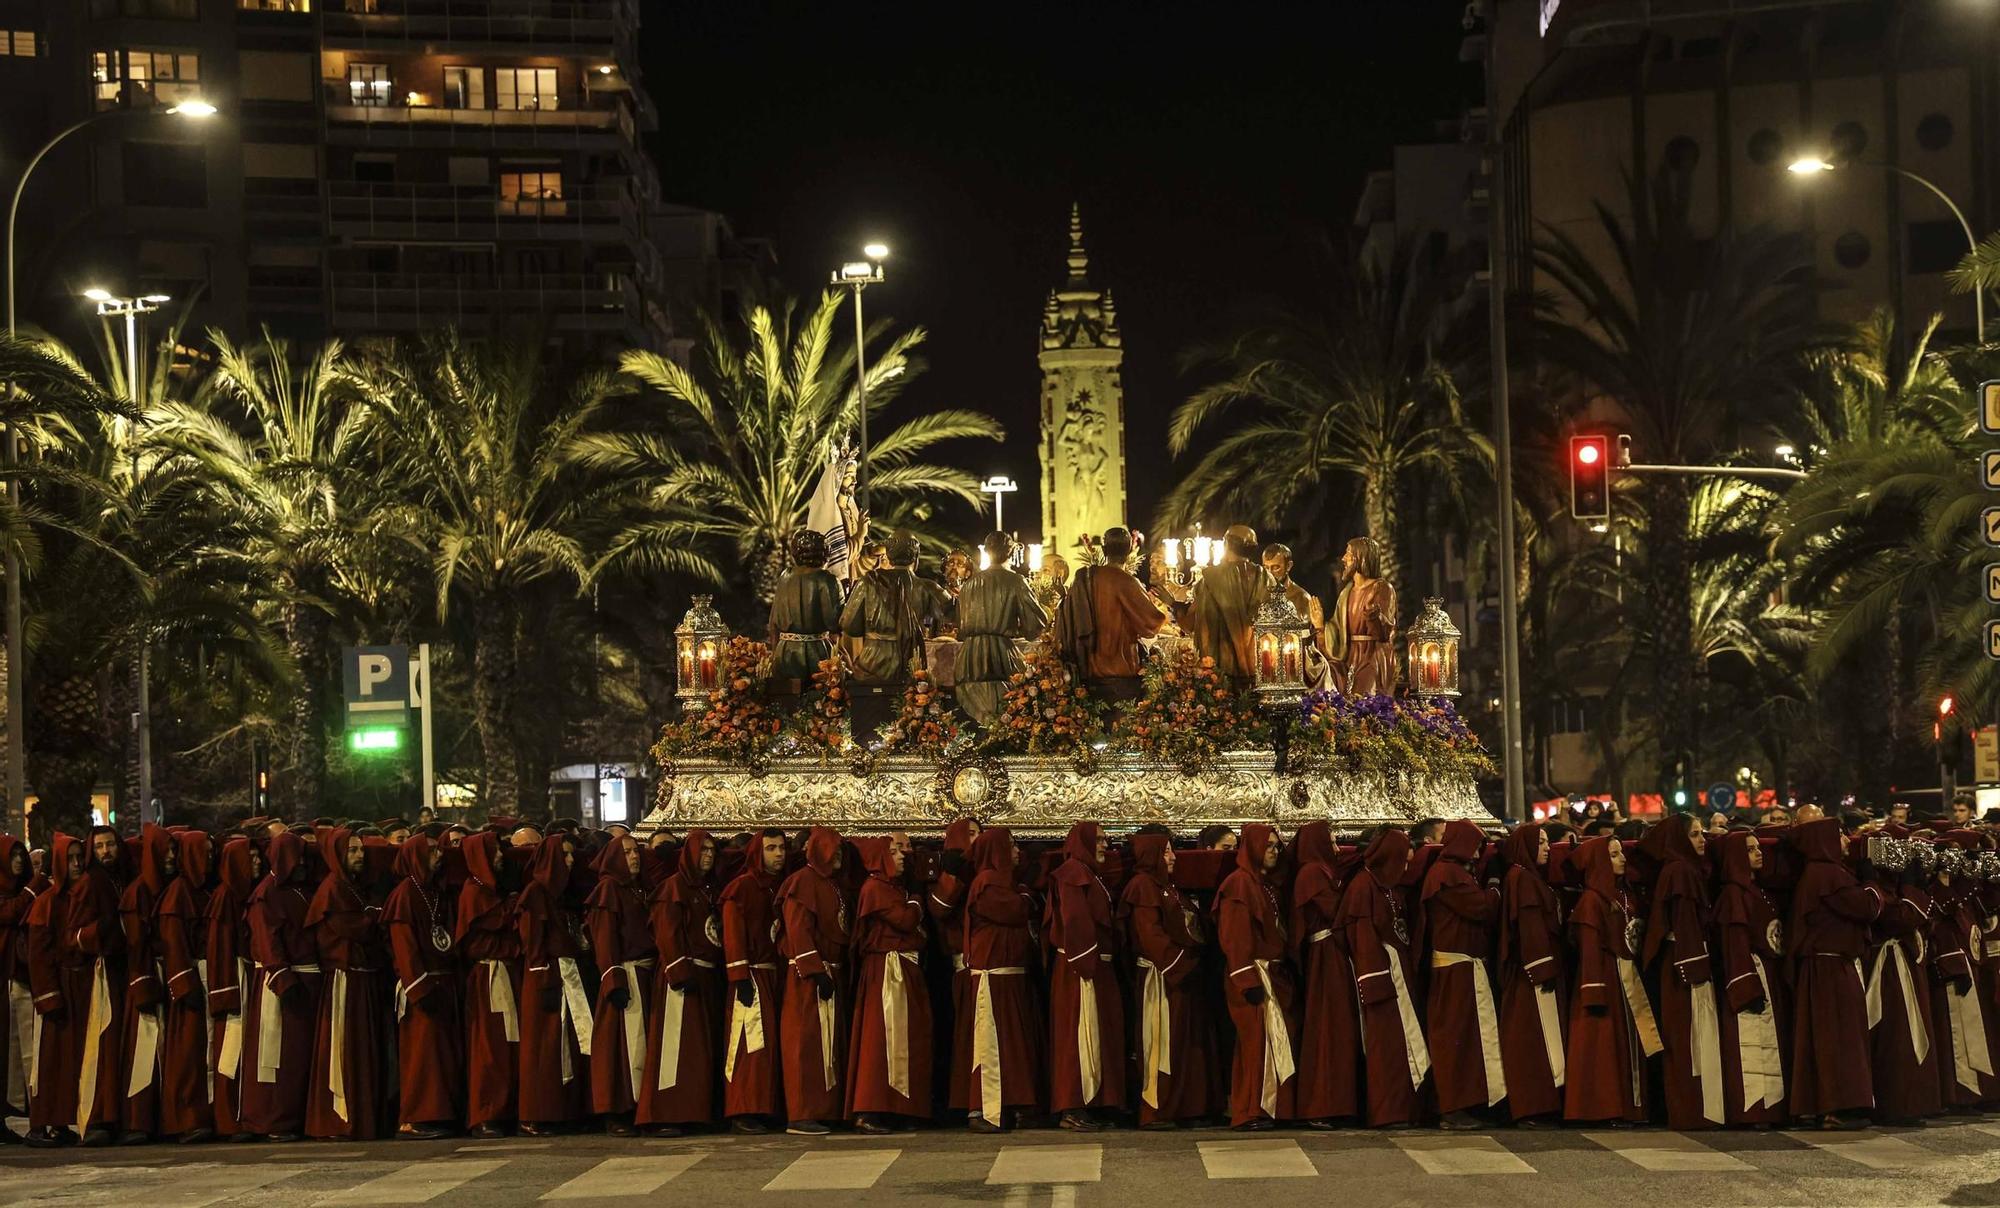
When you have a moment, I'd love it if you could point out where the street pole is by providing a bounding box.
[1482,5,1528,822]
[416,642,435,817]
[124,304,151,824]
[851,284,870,512]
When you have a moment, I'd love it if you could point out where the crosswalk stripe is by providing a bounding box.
[4,1164,302,1208]
[319,1158,510,1204]
[541,1155,706,1199]
[762,1149,901,1191]
[1197,1139,1319,1179]
[1389,1134,1535,1175]
[1583,1130,1753,1172]
[1800,1134,1945,1170]
[985,1144,1103,1184]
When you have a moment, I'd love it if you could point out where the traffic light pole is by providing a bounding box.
[1484,12,1527,823]
[1622,462,1806,482]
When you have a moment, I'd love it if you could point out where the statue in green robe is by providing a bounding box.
[838,533,950,684]
[767,529,845,680]
[1186,524,1276,686]
[955,533,1048,725]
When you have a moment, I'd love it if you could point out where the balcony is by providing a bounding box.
[323,96,633,149]
[326,181,638,241]
[329,271,642,336]
[322,0,633,51]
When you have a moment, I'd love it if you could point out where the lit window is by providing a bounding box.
[92,49,201,110]
[443,66,484,110]
[238,0,313,9]
[0,30,37,57]
[346,62,390,107]
[499,168,565,216]
[494,67,558,111]
[598,777,627,824]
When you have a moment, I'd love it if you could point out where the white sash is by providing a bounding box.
[552,958,592,1086]
[328,969,351,1122]
[1432,952,1505,1105]
[1136,957,1173,1109]
[1687,976,1726,1124]
[615,960,649,1099]
[1946,977,1995,1093]
[125,962,164,1099]
[814,974,838,1092]
[76,957,111,1131]
[1533,981,1566,1088]
[217,957,246,1084]
[1383,955,1430,1091]
[972,966,1025,1116]
[724,967,773,1083]
[1864,942,1928,1063]
[481,959,519,1044]
[1252,960,1298,1117]
[1075,971,1101,1106]
[195,959,214,1102]
[1617,956,1665,1056]
[7,980,32,1108]
[1735,956,1784,1111]
[26,997,41,1100]
[656,984,687,1092]
[881,951,919,1099]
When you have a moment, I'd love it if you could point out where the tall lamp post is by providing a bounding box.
[1788,154,1986,341]
[86,288,167,825]
[4,97,216,833]
[830,242,888,511]
[980,474,1018,532]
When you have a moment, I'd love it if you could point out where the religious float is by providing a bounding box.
[640,589,1495,838]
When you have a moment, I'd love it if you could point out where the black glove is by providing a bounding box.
[417,991,447,1017]
[607,987,631,1011]
[940,850,969,877]
[735,980,755,1008]
[281,979,307,1003]
[813,973,836,1001]
[1585,1004,1608,1018]
[1744,998,1768,1016]
[539,985,561,1013]
[1241,984,1266,1007]
[1852,857,1876,885]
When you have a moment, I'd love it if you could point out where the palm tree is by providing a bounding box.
[1159,239,1490,589]
[600,292,1002,602]
[1535,167,1819,790]
[346,330,646,814]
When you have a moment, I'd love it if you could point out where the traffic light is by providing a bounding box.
[1570,435,1610,520]
[1937,694,1956,743]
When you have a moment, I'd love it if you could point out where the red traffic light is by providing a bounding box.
[1940,695,1955,717]
[1569,435,1610,521]
[1577,441,1600,465]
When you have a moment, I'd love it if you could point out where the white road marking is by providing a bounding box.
[985,1145,1103,1185]
[1388,1134,1535,1175]
[761,1149,900,1191]
[318,1158,509,1204]
[541,1155,705,1199]
[455,1142,553,1153]
[0,1164,301,1208]
[1582,1131,1753,1172]
[1197,1139,1319,1178]
[1799,1133,1945,1170]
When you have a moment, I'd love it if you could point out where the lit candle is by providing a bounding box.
[678,642,694,685]
[698,640,717,687]
[1028,543,1044,573]
[1192,535,1211,566]
[1260,637,1277,680]
[1163,540,1180,569]
[1283,636,1300,679]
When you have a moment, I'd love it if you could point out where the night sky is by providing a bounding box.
[645,1,1479,542]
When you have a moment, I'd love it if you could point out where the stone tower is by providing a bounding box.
[1037,203,1127,562]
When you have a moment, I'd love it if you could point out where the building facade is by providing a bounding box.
[1038,204,1129,563]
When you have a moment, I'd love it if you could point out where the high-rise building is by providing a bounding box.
[0,0,696,352]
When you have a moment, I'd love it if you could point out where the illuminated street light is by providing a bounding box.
[863,241,890,261]
[830,243,889,509]
[980,474,1018,531]
[1790,152,1983,338]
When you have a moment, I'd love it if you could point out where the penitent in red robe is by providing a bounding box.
[1868,878,1939,1122]
[304,828,389,1140]
[720,851,785,1121]
[458,832,522,1129]
[69,841,127,1136]
[154,831,213,1137]
[930,818,977,1112]
[1422,820,1505,1116]
[1045,822,1124,1115]
[1639,821,1725,1130]
[241,832,321,1136]
[381,835,463,1128]
[958,827,1043,1118]
[845,838,932,1120]
[1496,824,1566,1122]
[1786,819,1882,1120]
[1562,837,1651,1124]
[204,839,258,1138]
[116,825,173,1137]
[1288,822,1359,1123]
[1217,824,1298,1126]
[640,830,723,1127]
[1122,833,1210,1125]
[515,836,587,1126]
[1342,829,1425,1127]
[0,835,36,1119]
[25,836,79,1135]
[587,837,656,1118]
[1712,832,1786,1126]
[777,828,850,1124]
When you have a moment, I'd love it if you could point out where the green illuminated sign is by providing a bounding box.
[348,727,404,754]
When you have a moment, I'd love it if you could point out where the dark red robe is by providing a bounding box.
[1563,837,1651,1124]
[587,836,656,1118]
[1341,829,1423,1126]
[1639,820,1724,1129]
[204,839,259,1137]
[640,830,723,1127]
[777,827,849,1123]
[720,848,784,1120]
[1712,831,1786,1125]
[26,836,79,1135]
[1122,833,1210,1125]
[1045,822,1124,1114]
[515,835,587,1125]
[1496,823,1566,1121]
[0,834,35,1118]
[304,829,388,1139]
[1289,822,1359,1122]
[116,825,173,1137]
[846,838,932,1119]
[1930,833,1995,1108]
[930,818,977,1111]
[154,831,212,1136]
[70,835,128,1135]
[1217,824,1298,1126]
[1786,818,1882,1119]
[1868,877,1941,1121]
[1421,820,1504,1115]
[381,835,463,1128]
[457,831,522,1128]
[958,826,1042,1118]
[242,831,319,1136]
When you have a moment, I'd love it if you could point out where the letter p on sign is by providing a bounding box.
[343,644,411,726]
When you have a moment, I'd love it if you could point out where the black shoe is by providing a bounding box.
[398,1124,450,1141]
[117,1130,150,1147]
[1515,1116,1555,1130]
[1139,1120,1178,1131]
[227,1131,259,1143]
[786,1120,831,1136]
[642,1125,682,1138]
[517,1123,556,1138]
[1058,1111,1103,1133]
[604,1118,637,1138]
[1234,1118,1275,1132]
[264,1133,301,1144]
[1304,1118,1338,1131]
[467,1124,509,1140]
[79,1129,114,1148]
[178,1127,214,1145]
[968,1114,1006,1134]
[855,1116,895,1136]
[729,1117,770,1135]
[23,1127,72,1149]
[1439,1110,1482,1131]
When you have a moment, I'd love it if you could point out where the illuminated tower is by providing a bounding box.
[1037,203,1127,561]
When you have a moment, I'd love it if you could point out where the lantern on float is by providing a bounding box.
[1251,585,1312,709]
[1406,597,1461,701]
[674,595,728,711]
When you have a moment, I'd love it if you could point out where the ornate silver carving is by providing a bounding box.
[641,750,1488,838]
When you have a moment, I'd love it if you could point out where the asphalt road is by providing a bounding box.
[2,1119,2000,1208]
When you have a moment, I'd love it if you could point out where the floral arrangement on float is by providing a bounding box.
[797,655,850,760]
[1290,689,1497,780]
[650,636,783,770]
[978,641,1104,758]
[876,667,960,761]
[1113,647,1269,775]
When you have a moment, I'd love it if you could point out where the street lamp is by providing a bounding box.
[1788,153,1985,340]
[980,475,1018,531]
[88,289,167,826]
[830,242,887,511]
[4,97,216,832]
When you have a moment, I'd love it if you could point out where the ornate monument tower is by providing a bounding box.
[1038,204,1127,561]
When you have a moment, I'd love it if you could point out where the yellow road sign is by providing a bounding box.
[1988,619,2000,660]
[1987,563,2000,604]
[1985,381,2000,434]
[1986,450,2000,490]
